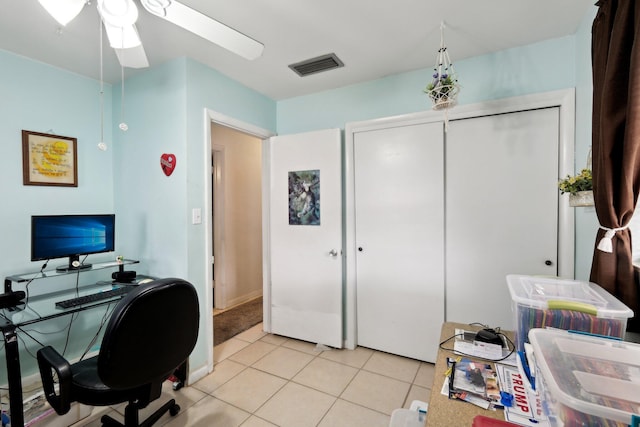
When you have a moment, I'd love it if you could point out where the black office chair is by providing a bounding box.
[37,278,200,427]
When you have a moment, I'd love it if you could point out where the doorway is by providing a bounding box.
[211,123,264,312]
[204,110,274,370]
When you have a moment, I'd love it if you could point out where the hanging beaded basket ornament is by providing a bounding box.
[424,22,460,112]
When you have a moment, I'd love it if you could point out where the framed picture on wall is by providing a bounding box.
[22,130,78,187]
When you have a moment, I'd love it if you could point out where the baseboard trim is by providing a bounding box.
[220,290,263,311]
[189,364,210,386]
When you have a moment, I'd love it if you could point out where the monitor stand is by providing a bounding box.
[55,255,92,273]
[55,264,92,273]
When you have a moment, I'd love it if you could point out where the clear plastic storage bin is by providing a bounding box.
[507,274,633,352]
[529,328,640,427]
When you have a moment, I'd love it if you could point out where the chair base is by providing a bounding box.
[101,398,180,427]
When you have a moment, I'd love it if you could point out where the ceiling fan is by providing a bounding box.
[38,0,264,68]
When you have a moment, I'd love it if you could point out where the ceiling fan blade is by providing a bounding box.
[102,21,149,68]
[145,1,264,60]
[39,0,86,26]
[114,44,150,68]
[103,21,142,49]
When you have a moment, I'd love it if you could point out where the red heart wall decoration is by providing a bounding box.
[160,153,176,176]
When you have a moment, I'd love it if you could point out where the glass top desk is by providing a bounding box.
[0,260,149,427]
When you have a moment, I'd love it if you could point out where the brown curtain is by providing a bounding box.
[590,0,640,331]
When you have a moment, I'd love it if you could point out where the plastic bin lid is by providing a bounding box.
[472,415,519,426]
[529,328,640,425]
[506,274,633,318]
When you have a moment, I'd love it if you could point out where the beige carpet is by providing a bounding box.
[213,297,263,346]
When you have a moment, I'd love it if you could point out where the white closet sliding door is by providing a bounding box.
[445,108,560,330]
[354,122,445,362]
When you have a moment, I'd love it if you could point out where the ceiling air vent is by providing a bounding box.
[289,53,344,77]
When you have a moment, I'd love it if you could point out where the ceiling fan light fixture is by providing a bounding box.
[38,0,86,26]
[97,0,139,28]
[141,0,172,17]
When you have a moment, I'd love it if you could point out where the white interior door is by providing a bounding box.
[354,122,445,362]
[445,108,560,330]
[268,129,343,348]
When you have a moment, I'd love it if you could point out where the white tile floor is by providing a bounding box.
[69,323,436,427]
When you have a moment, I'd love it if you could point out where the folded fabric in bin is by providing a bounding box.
[506,274,633,352]
[529,328,640,427]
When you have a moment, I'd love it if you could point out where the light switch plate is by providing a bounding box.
[192,208,202,224]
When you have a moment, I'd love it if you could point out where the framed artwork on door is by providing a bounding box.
[288,169,320,225]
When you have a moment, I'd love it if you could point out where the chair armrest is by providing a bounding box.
[36,346,72,415]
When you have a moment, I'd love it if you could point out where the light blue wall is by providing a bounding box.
[0,51,275,382]
[0,49,115,377]
[0,4,598,384]
[277,36,576,135]
[0,50,114,277]
[111,57,276,375]
[111,59,189,278]
[574,6,600,281]
[276,23,597,280]
[184,59,276,370]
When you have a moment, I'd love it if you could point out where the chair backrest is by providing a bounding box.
[98,278,200,390]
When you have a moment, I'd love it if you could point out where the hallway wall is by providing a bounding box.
[212,123,263,308]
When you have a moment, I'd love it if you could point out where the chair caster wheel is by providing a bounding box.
[170,404,180,417]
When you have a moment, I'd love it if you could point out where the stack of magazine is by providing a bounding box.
[446,357,502,410]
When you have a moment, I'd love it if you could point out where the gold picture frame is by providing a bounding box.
[22,130,78,187]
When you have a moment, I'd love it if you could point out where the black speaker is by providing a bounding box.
[0,291,26,309]
[112,270,137,283]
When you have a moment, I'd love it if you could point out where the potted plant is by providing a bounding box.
[424,72,459,110]
[558,168,594,206]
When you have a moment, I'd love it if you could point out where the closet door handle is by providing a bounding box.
[545,260,553,266]
[329,249,339,257]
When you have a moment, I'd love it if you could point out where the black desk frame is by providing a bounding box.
[0,295,134,426]
[0,261,187,427]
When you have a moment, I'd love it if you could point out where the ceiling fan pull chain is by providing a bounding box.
[98,16,108,151]
[119,64,128,131]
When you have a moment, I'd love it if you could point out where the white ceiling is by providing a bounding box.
[0,0,594,100]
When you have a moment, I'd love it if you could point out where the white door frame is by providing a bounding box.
[212,145,226,309]
[344,88,576,350]
[203,109,274,371]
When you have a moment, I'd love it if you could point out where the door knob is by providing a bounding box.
[358,247,363,252]
[545,260,553,266]
[329,249,338,257]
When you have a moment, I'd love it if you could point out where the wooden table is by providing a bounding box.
[426,322,514,427]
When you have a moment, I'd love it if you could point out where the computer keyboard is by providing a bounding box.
[55,286,134,309]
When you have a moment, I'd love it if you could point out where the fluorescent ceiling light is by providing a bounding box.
[39,0,85,26]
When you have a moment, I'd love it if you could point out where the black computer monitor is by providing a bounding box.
[31,214,115,272]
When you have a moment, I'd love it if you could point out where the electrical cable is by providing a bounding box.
[438,324,516,362]
[80,301,116,361]
[61,265,84,356]
[17,260,49,319]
